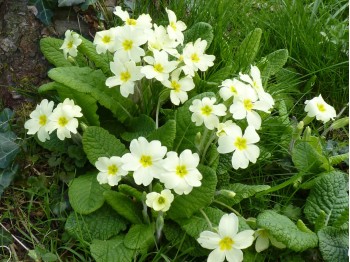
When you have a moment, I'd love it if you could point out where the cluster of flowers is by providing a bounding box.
[189,65,275,169]
[95,136,202,212]
[60,6,214,105]
[24,98,83,142]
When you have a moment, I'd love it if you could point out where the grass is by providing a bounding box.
[0,0,348,261]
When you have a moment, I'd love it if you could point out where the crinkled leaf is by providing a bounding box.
[304,171,348,226]
[0,132,19,169]
[58,0,85,7]
[103,190,143,224]
[78,36,110,75]
[90,236,134,262]
[207,65,233,84]
[65,204,127,241]
[257,210,318,252]
[0,108,13,132]
[318,226,349,262]
[147,120,176,150]
[0,165,18,198]
[292,140,327,173]
[121,114,156,142]
[173,92,214,152]
[40,38,72,67]
[232,28,262,72]
[35,132,72,153]
[260,49,289,83]
[124,224,155,250]
[82,126,127,165]
[215,183,270,206]
[48,67,136,122]
[68,172,109,214]
[167,165,217,220]
[184,22,214,50]
[205,144,219,170]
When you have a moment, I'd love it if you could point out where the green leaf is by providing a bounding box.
[104,190,143,224]
[48,67,136,122]
[82,126,127,165]
[167,165,217,220]
[68,172,109,214]
[232,28,262,72]
[0,108,13,132]
[184,22,214,49]
[0,165,18,198]
[260,49,289,83]
[124,224,155,250]
[41,253,58,262]
[176,207,225,238]
[78,36,110,75]
[292,140,327,173]
[304,171,348,226]
[121,114,156,142]
[318,226,349,262]
[81,0,98,10]
[0,132,19,169]
[206,65,233,84]
[256,210,318,252]
[0,227,13,246]
[173,92,215,152]
[118,184,143,202]
[58,0,85,7]
[40,38,72,67]
[65,204,127,241]
[215,183,270,206]
[35,132,72,153]
[55,83,100,126]
[147,120,176,150]
[28,0,53,25]
[90,236,134,262]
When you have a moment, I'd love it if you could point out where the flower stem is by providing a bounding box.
[212,200,242,217]
[199,208,213,230]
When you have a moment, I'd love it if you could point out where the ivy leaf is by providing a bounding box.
[184,22,214,49]
[147,120,176,150]
[173,92,215,152]
[82,126,127,165]
[80,0,98,11]
[58,0,85,7]
[48,67,136,123]
[68,172,109,214]
[65,204,127,241]
[121,114,156,142]
[124,224,155,251]
[28,0,53,25]
[318,226,349,262]
[256,210,318,252]
[304,171,348,226]
[0,108,13,132]
[167,165,217,220]
[0,132,20,169]
[0,165,18,198]
[232,28,262,72]
[215,183,270,206]
[103,190,143,224]
[90,236,134,262]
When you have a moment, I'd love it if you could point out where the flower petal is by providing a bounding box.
[232,230,255,249]
[218,213,239,238]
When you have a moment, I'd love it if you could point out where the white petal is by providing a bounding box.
[246,111,261,130]
[232,230,255,249]
[244,145,260,163]
[197,231,221,249]
[225,248,243,262]
[217,136,235,154]
[231,150,249,169]
[218,213,239,238]
[243,126,260,144]
[255,235,270,252]
[207,248,226,262]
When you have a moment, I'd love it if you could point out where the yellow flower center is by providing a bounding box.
[176,165,188,177]
[157,196,165,205]
[140,155,152,167]
[58,117,68,127]
[191,53,200,63]
[126,18,137,25]
[154,63,164,73]
[243,99,253,111]
[108,164,118,175]
[39,115,47,126]
[230,85,237,94]
[170,21,177,30]
[122,39,133,51]
[234,137,247,150]
[201,105,212,116]
[67,41,74,49]
[171,80,181,92]
[317,103,326,112]
[120,71,131,82]
[102,35,111,44]
[219,237,234,251]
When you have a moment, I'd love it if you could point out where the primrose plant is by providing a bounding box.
[25,5,348,262]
